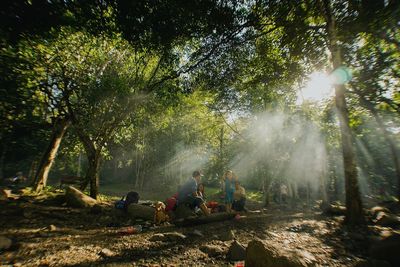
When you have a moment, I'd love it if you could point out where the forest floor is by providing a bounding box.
[0,188,399,267]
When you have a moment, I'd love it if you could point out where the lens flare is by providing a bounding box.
[330,67,352,85]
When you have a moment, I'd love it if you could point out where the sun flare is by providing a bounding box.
[298,71,334,103]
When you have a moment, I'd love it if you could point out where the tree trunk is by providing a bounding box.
[33,118,71,193]
[263,176,270,207]
[28,159,39,183]
[87,153,101,199]
[360,97,400,201]
[76,130,102,199]
[76,152,82,177]
[0,142,7,180]
[321,0,364,224]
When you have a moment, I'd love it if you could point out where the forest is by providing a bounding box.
[1,0,400,266]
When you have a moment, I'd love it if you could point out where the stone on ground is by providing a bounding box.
[149,232,186,242]
[370,231,400,266]
[373,211,400,226]
[370,206,390,218]
[0,236,12,250]
[245,239,312,267]
[0,189,12,200]
[322,204,346,216]
[47,225,57,231]
[354,258,391,267]
[227,240,246,261]
[99,248,115,257]
[219,229,235,241]
[200,244,225,257]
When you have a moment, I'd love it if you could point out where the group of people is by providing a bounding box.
[169,170,246,216]
[222,170,246,213]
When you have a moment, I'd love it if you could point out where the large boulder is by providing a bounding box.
[373,211,400,226]
[354,259,391,267]
[245,239,313,267]
[0,236,12,250]
[370,231,400,266]
[322,203,346,216]
[127,203,155,221]
[65,186,97,208]
[370,206,390,218]
[227,240,246,261]
[0,189,12,200]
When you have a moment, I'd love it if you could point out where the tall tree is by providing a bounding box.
[318,0,364,224]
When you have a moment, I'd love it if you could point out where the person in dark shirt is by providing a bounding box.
[177,170,210,216]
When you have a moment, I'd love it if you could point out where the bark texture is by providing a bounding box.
[321,0,364,224]
[33,118,71,192]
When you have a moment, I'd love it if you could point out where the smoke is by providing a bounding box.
[161,142,210,184]
[230,111,328,194]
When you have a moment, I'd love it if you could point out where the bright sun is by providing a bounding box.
[297,71,334,104]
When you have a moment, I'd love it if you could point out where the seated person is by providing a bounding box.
[197,183,205,199]
[232,181,246,211]
[165,193,178,213]
[177,171,209,216]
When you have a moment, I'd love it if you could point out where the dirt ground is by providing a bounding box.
[0,190,395,267]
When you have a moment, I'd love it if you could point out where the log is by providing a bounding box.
[127,203,155,221]
[174,212,236,227]
[65,186,97,208]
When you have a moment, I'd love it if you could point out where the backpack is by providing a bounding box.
[115,198,126,210]
[124,191,140,210]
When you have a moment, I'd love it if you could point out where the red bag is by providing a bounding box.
[165,193,178,212]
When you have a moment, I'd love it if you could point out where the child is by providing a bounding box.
[223,170,236,213]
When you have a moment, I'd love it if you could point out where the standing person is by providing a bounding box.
[232,181,246,211]
[223,170,236,213]
[177,170,210,216]
[280,183,288,204]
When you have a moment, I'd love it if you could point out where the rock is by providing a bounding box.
[23,210,35,219]
[322,204,346,216]
[127,203,155,221]
[65,186,97,208]
[374,211,400,226]
[0,236,12,250]
[99,248,115,257]
[245,239,310,267]
[354,258,391,267]
[370,206,390,218]
[227,240,246,261]
[370,231,400,266]
[149,233,165,241]
[188,230,204,237]
[47,225,57,231]
[219,229,235,241]
[149,232,186,242]
[200,244,224,257]
[0,189,12,200]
